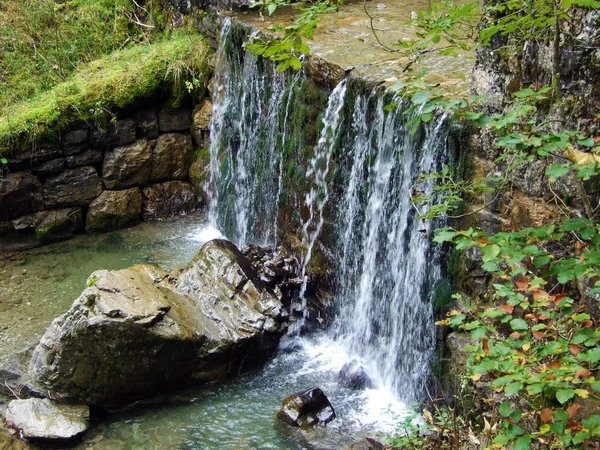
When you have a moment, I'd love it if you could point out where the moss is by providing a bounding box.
[432,279,454,316]
[0,33,212,155]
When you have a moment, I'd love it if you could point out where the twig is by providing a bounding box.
[363,0,400,53]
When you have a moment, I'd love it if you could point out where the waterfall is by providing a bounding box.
[207,21,453,406]
[298,79,348,319]
[207,19,287,247]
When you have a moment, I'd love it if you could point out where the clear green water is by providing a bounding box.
[0,215,408,450]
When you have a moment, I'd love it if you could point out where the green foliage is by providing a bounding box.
[245,0,339,71]
[0,34,212,154]
[0,0,173,108]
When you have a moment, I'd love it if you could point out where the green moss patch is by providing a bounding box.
[0,34,212,155]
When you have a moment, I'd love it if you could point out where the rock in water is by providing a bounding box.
[28,239,288,406]
[339,360,373,390]
[4,398,89,440]
[277,388,336,428]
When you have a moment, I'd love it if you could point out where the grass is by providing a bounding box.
[0,33,212,155]
[0,0,172,107]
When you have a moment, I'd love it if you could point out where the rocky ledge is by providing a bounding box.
[27,239,298,407]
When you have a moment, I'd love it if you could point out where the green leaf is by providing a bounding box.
[433,229,457,243]
[577,137,595,147]
[514,436,531,450]
[481,244,500,262]
[556,389,575,404]
[267,4,277,16]
[510,318,528,331]
[505,381,523,396]
[546,163,570,180]
[0,158,7,164]
[499,401,512,417]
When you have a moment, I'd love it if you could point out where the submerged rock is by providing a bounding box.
[28,239,288,406]
[276,388,336,428]
[4,398,89,440]
[339,360,373,390]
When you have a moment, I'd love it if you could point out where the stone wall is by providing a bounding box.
[0,99,212,251]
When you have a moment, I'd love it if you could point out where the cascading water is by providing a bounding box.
[208,20,287,247]
[207,18,456,437]
[297,79,348,319]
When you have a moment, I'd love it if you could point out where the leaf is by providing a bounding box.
[0,158,7,164]
[481,244,501,262]
[510,318,528,331]
[569,344,582,356]
[574,389,589,399]
[514,436,531,450]
[567,403,582,420]
[505,381,523,396]
[575,369,592,379]
[515,275,531,291]
[533,331,546,339]
[482,338,489,354]
[546,163,570,180]
[499,401,512,417]
[267,4,277,16]
[540,408,553,423]
[556,389,575,404]
[499,304,514,314]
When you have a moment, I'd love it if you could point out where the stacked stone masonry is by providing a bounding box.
[0,101,212,251]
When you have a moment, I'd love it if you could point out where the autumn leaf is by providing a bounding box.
[524,314,537,322]
[533,289,550,303]
[567,403,582,420]
[482,338,489,354]
[499,304,514,314]
[510,332,524,339]
[477,237,492,245]
[569,344,582,356]
[540,408,553,423]
[575,369,592,379]
[537,313,550,320]
[515,275,531,291]
[582,320,594,328]
[548,360,562,369]
[567,422,584,431]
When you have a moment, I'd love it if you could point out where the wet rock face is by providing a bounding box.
[141,181,196,220]
[0,172,44,221]
[151,133,194,182]
[102,139,153,190]
[86,188,142,232]
[4,399,89,440]
[276,388,336,428]
[42,167,103,208]
[339,360,373,390]
[28,239,289,406]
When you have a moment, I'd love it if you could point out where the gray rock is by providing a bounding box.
[86,188,142,232]
[276,388,336,428]
[134,109,159,139]
[142,181,196,220]
[6,146,63,171]
[90,119,136,148]
[191,100,212,148]
[42,167,103,208]
[62,129,89,156]
[10,208,83,244]
[102,139,152,189]
[339,360,372,390]
[66,148,103,168]
[0,172,44,221]
[31,158,67,176]
[29,240,287,406]
[188,155,210,201]
[305,56,345,89]
[151,133,194,182]
[4,398,89,440]
[158,106,192,132]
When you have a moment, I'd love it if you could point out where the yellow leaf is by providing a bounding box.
[566,146,600,165]
[471,372,482,382]
[575,389,589,399]
[423,409,433,423]
[539,424,551,434]
[522,342,531,351]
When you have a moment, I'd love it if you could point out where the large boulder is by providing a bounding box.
[141,181,196,220]
[86,188,142,232]
[4,398,89,440]
[102,139,153,190]
[28,239,288,406]
[9,208,82,244]
[0,172,44,221]
[42,167,103,208]
[276,388,336,429]
[339,360,373,390]
[150,133,194,182]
